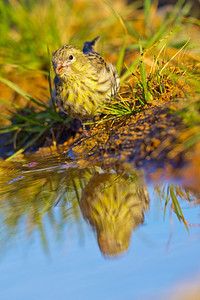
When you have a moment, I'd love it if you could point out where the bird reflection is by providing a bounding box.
[1,156,196,257]
[79,172,149,257]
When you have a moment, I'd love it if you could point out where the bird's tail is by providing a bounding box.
[82,36,101,53]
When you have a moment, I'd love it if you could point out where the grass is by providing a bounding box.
[154,184,197,231]
[0,0,139,73]
[0,74,72,156]
[0,0,196,74]
[0,0,200,157]
[92,35,196,124]
[0,0,200,257]
[0,158,88,253]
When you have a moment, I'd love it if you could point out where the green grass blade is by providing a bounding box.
[0,76,49,109]
[9,111,47,127]
[47,44,57,112]
[169,186,189,231]
[121,57,140,83]
[0,98,33,113]
[144,0,151,27]
[0,125,22,134]
[116,40,126,76]
[0,76,32,100]
[6,148,25,161]
[139,44,153,102]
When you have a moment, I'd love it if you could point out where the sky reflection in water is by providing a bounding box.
[0,155,199,300]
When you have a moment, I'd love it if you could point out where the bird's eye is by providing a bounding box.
[69,55,73,60]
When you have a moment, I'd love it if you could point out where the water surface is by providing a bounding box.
[0,154,199,300]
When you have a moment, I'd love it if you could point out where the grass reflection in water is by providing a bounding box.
[0,155,198,258]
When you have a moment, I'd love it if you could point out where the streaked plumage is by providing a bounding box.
[52,37,120,120]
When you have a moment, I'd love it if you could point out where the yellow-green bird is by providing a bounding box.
[52,37,120,120]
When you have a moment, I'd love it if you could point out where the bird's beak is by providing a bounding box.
[54,62,68,75]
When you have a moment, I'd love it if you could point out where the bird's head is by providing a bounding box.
[52,45,87,78]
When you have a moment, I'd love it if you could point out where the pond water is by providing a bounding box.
[0,154,199,300]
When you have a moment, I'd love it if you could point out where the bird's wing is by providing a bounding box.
[85,51,108,72]
[82,36,101,54]
[82,36,108,72]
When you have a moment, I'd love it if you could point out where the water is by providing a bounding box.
[0,154,199,300]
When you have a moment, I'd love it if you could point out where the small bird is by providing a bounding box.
[52,36,120,121]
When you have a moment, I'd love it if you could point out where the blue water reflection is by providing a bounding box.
[0,186,199,300]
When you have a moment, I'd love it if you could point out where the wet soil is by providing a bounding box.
[70,101,186,167]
